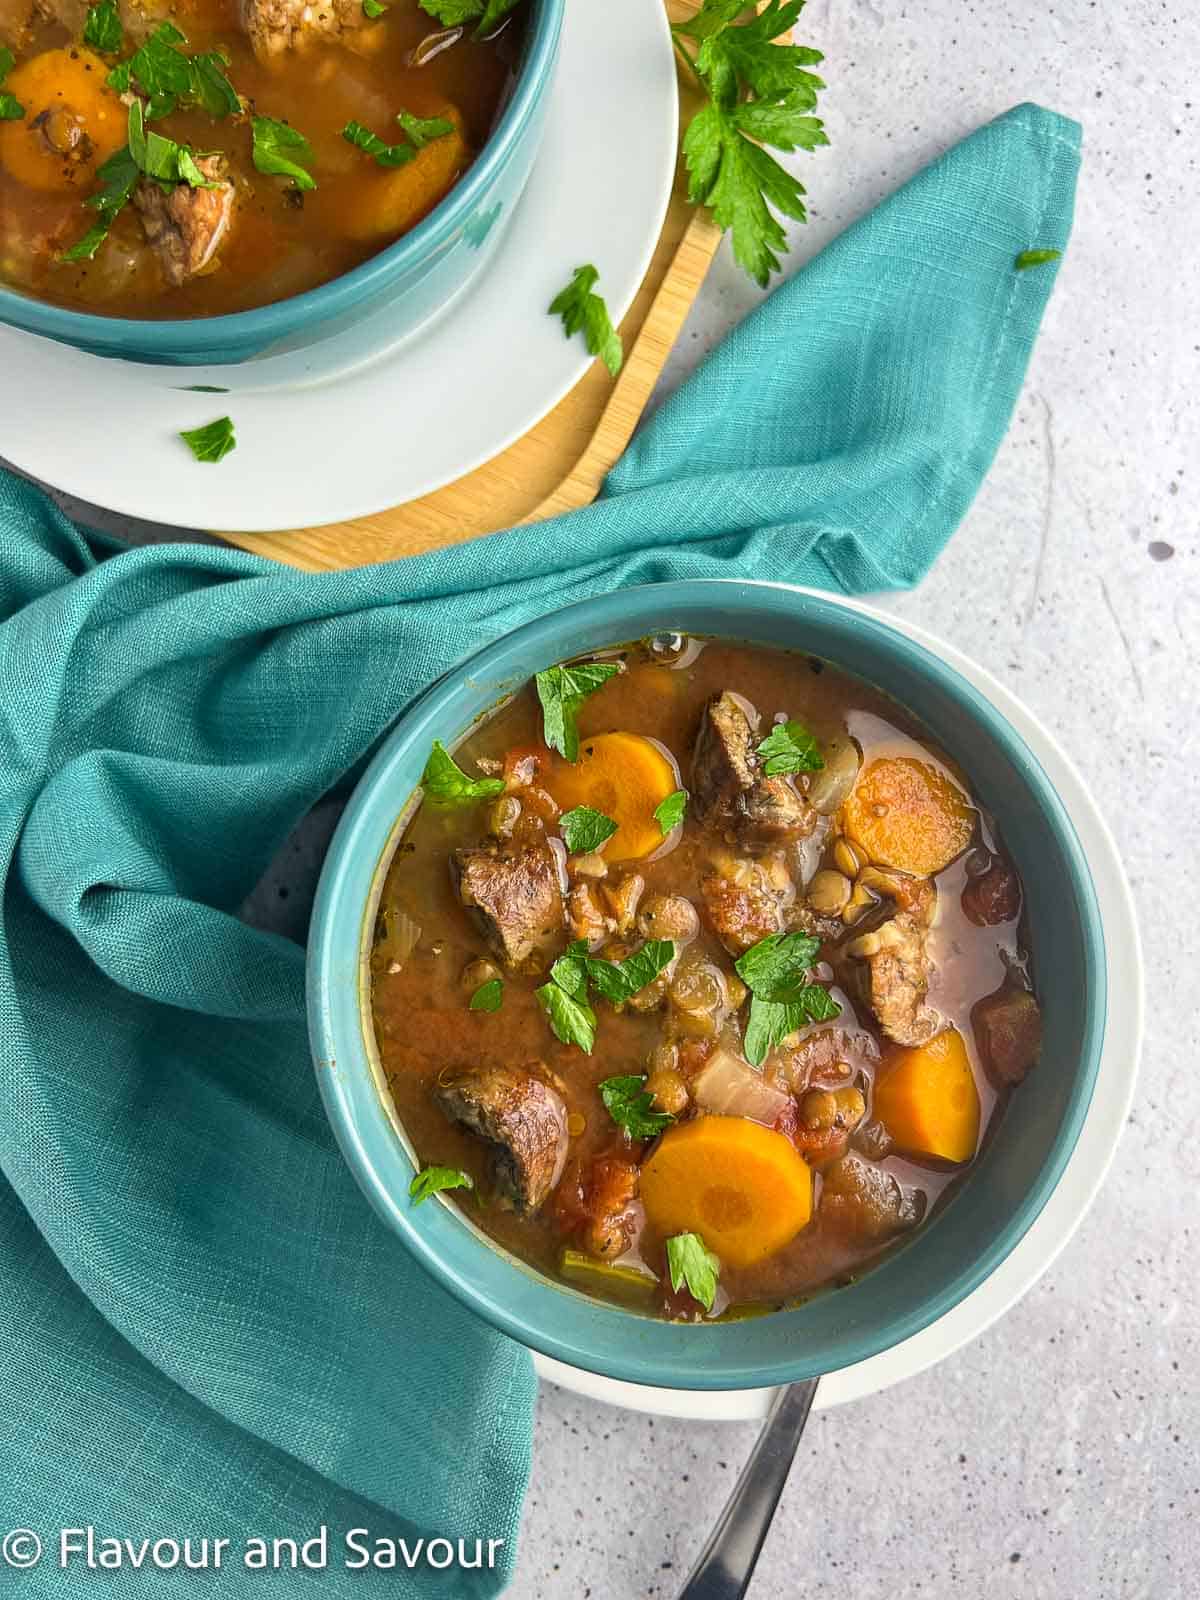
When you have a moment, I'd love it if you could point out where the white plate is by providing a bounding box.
[534,593,1143,1420]
[0,0,677,532]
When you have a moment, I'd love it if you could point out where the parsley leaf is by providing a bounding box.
[1014,248,1062,271]
[126,99,218,188]
[342,119,415,168]
[535,973,597,1054]
[252,115,317,190]
[665,1232,720,1312]
[536,938,673,1053]
[756,718,824,775]
[363,0,387,14]
[179,416,237,464]
[560,805,618,854]
[190,50,241,119]
[107,22,194,117]
[468,978,504,1012]
[420,741,505,805]
[735,930,839,1066]
[0,53,22,119]
[585,940,675,1006]
[742,983,840,1066]
[410,1165,473,1205]
[534,661,620,762]
[735,931,821,997]
[418,0,521,33]
[674,0,829,286]
[83,0,123,52]
[599,1074,675,1138]
[418,0,483,23]
[59,145,139,261]
[654,789,688,834]
[398,109,455,148]
[477,0,523,34]
[549,264,624,377]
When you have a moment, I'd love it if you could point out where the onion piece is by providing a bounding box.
[692,1047,790,1126]
[374,905,421,975]
[808,734,861,814]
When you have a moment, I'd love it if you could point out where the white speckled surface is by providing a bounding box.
[5,0,1196,1593]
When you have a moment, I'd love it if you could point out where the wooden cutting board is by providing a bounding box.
[219,0,720,572]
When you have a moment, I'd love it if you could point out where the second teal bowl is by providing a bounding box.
[307,582,1106,1389]
[0,0,564,365]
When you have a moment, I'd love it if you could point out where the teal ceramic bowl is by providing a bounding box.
[0,0,564,365]
[307,582,1106,1389]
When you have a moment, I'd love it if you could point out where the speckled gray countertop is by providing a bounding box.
[5,0,1196,1594]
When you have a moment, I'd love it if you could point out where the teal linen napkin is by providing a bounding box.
[0,104,1078,1595]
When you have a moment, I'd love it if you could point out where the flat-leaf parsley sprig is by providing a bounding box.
[672,0,829,287]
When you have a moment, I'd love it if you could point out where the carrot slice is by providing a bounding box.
[639,1116,813,1268]
[0,50,126,194]
[336,106,470,241]
[547,732,678,861]
[873,1027,981,1164]
[841,756,974,875]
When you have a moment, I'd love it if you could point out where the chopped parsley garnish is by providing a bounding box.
[537,939,675,1054]
[343,110,454,167]
[189,50,241,119]
[409,1165,474,1205]
[756,718,824,775]
[420,741,505,805]
[251,115,317,191]
[127,99,218,187]
[342,119,415,168]
[1014,248,1062,271]
[534,661,620,762]
[599,1074,676,1139]
[673,0,828,286]
[398,109,455,148]
[665,1232,720,1312]
[468,978,504,1012]
[0,46,22,120]
[584,940,675,1005]
[107,23,196,118]
[419,0,522,36]
[559,805,618,854]
[59,145,139,261]
[536,950,598,1054]
[654,789,688,834]
[83,0,123,53]
[735,930,840,1066]
[363,0,388,15]
[549,264,624,377]
[179,416,237,464]
[536,938,675,1054]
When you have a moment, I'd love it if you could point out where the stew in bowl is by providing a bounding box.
[309,583,1104,1387]
[370,633,1045,1322]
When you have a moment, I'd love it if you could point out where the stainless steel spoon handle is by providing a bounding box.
[676,1379,820,1600]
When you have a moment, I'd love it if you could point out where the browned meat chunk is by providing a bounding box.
[692,692,813,840]
[133,159,234,288]
[973,985,1041,1084]
[699,849,794,955]
[819,1152,925,1240]
[241,0,364,59]
[435,1063,568,1214]
[844,876,939,1047]
[452,840,565,971]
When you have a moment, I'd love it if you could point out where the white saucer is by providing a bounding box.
[0,0,677,533]
[534,595,1143,1420]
